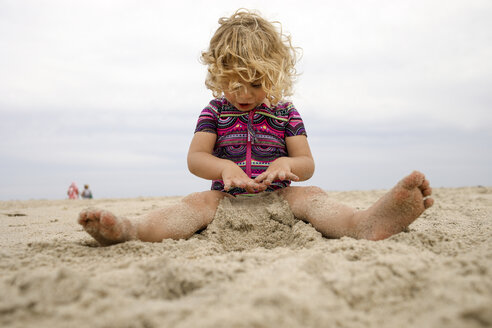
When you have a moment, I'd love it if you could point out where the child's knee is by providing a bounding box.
[279,186,325,205]
[299,186,325,198]
[295,186,326,199]
[183,190,227,208]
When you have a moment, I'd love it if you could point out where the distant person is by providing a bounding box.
[67,182,79,199]
[81,185,93,199]
[78,9,433,245]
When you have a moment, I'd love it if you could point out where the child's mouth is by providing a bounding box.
[238,103,251,109]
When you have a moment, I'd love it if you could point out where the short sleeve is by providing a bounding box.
[285,105,307,137]
[194,99,221,134]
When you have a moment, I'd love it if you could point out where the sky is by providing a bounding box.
[0,0,491,200]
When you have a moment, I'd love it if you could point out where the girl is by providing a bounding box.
[78,9,433,245]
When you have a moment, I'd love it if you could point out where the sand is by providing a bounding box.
[0,187,491,328]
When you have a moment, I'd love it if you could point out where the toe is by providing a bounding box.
[420,179,430,189]
[88,209,103,220]
[78,209,89,224]
[419,178,432,197]
[402,171,425,189]
[100,211,117,227]
[422,186,432,197]
[78,208,103,224]
[84,210,95,220]
[424,197,434,209]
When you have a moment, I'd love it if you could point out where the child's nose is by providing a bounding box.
[237,86,252,98]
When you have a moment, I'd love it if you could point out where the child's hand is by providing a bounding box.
[222,163,267,193]
[254,157,299,186]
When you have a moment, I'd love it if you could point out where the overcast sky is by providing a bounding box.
[1,0,491,200]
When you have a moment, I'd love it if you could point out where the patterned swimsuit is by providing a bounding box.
[194,97,307,195]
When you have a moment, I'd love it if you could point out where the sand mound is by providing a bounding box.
[198,193,322,251]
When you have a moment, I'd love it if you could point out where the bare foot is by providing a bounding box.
[78,208,136,246]
[356,171,434,240]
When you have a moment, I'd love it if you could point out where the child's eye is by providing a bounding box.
[251,83,262,89]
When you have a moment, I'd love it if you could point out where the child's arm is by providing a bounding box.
[254,135,315,186]
[187,132,266,193]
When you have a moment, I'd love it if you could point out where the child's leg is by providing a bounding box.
[78,190,229,245]
[278,171,433,240]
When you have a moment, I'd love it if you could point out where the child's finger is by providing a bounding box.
[224,178,240,191]
[278,172,286,181]
[287,172,300,181]
[232,179,246,189]
[254,173,266,184]
[257,183,268,192]
[245,181,256,193]
[253,173,265,182]
[257,173,274,185]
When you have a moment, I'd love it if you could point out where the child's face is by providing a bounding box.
[223,81,267,112]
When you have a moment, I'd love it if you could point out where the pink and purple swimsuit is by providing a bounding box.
[194,97,307,195]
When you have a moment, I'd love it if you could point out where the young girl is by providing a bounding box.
[78,9,433,246]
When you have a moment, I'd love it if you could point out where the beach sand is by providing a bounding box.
[1,187,491,328]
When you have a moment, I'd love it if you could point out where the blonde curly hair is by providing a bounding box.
[201,9,300,105]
